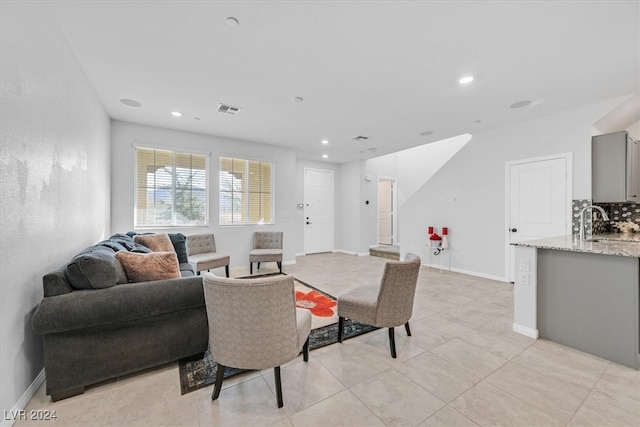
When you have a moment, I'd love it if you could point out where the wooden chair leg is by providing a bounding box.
[405,322,411,336]
[274,366,283,408]
[212,364,225,401]
[338,316,345,343]
[303,336,309,362]
[277,261,282,273]
[225,265,229,278]
[388,327,397,358]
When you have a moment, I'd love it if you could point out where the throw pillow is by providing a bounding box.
[66,246,122,290]
[133,233,174,252]
[168,233,189,264]
[115,251,181,283]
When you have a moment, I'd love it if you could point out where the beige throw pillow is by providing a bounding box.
[115,251,181,283]
[133,233,174,252]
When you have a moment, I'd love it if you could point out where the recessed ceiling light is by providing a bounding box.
[226,17,239,27]
[419,130,434,136]
[292,96,304,103]
[171,111,183,117]
[321,139,329,145]
[510,100,533,109]
[459,76,474,85]
[120,98,141,107]
[322,154,328,159]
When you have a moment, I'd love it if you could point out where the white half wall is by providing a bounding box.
[1,1,111,419]
[110,121,299,269]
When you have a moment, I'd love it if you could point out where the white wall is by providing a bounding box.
[110,121,299,269]
[0,1,111,419]
[393,96,634,279]
[335,160,367,254]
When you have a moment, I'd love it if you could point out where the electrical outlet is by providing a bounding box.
[519,271,529,286]
[440,198,445,204]
[519,258,530,272]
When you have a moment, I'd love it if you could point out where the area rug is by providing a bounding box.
[178,276,377,395]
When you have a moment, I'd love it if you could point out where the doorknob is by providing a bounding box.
[510,228,518,232]
[306,221,312,225]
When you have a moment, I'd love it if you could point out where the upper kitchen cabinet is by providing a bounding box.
[592,131,640,203]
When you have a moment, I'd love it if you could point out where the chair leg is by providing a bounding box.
[388,327,397,358]
[277,261,282,273]
[257,262,261,270]
[274,366,283,408]
[250,262,253,274]
[405,322,411,336]
[303,336,309,362]
[225,265,229,278]
[212,364,226,401]
[337,316,345,343]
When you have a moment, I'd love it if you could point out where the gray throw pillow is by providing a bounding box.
[66,247,122,290]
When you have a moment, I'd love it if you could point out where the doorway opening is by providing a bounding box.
[371,177,399,260]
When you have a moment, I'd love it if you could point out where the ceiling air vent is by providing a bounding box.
[218,104,241,116]
[351,135,369,141]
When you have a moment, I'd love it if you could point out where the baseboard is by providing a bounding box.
[356,252,370,257]
[513,323,539,339]
[282,259,296,266]
[1,369,45,427]
[295,252,306,257]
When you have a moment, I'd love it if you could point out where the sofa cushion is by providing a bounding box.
[115,251,181,283]
[66,247,124,290]
[133,233,174,252]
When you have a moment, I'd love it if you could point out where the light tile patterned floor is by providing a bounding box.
[16,253,640,426]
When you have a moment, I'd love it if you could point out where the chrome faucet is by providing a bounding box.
[579,205,609,240]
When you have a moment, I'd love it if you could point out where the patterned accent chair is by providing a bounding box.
[186,234,230,277]
[249,231,283,274]
[202,274,311,408]
[337,253,421,358]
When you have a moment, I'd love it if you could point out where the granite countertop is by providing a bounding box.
[513,233,640,257]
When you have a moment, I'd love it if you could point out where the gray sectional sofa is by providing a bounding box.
[31,233,209,401]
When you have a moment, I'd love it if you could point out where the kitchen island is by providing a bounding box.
[513,234,640,369]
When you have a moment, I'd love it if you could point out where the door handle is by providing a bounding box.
[306,221,312,225]
[510,228,518,232]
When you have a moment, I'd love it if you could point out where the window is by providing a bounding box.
[219,157,274,225]
[134,147,208,227]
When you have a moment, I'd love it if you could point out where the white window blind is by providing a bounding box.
[219,157,273,225]
[134,147,208,227]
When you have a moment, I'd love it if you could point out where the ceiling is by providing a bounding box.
[46,0,640,163]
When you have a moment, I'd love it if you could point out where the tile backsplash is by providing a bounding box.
[573,199,640,235]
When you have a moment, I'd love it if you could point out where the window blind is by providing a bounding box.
[135,147,208,227]
[219,157,273,225]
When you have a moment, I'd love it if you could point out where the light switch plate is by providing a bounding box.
[519,258,530,272]
[519,271,529,286]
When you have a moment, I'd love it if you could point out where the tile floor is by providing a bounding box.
[16,253,640,427]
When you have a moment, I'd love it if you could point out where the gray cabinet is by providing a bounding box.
[592,131,640,203]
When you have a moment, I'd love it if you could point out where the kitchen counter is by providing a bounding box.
[513,233,640,257]
[513,234,639,369]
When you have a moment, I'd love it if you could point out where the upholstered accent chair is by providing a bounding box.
[337,253,421,358]
[249,231,283,274]
[202,273,311,408]
[186,234,230,277]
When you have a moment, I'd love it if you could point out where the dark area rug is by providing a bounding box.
[178,277,377,395]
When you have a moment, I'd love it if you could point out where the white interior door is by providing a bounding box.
[304,168,334,254]
[506,154,571,281]
[378,180,393,244]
